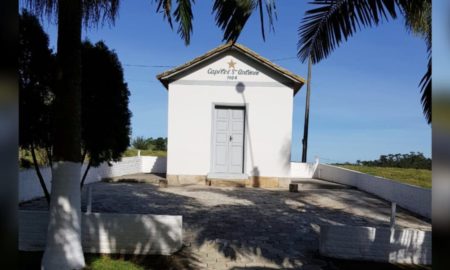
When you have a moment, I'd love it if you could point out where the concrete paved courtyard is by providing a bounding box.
[20,175,431,269]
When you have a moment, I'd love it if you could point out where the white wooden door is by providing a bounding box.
[213,106,245,174]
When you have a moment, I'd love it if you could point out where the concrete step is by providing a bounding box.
[106,173,165,184]
[206,178,247,187]
[290,178,350,190]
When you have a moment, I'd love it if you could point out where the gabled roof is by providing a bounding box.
[157,42,306,94]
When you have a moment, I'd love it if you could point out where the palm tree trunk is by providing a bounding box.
[41,0,85,269]
[301,56,312,162]
[30,143,50,205]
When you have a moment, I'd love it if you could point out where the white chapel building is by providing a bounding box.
[157,43,305,188]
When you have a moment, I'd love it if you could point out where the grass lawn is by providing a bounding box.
[86,256,143,270]
[19,252,189,270]
[338,165,431,189]
[19,251,431,270]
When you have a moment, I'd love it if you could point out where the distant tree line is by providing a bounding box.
[132,136,167,151]
[342,152,431,170]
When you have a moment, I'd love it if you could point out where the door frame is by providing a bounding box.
[209,103,247,176]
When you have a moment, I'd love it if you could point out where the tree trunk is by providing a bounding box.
[81,148,87,164]
[45,146,53,179]
[41,0,85,269]
[80,158,92,189]
[30,143,50,205]
[46,146,53,169]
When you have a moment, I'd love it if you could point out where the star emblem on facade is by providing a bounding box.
[227,59,236,69]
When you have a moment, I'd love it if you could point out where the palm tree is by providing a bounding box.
[25,1,194,269]
[297,0,431,123]
[212,0,431,124]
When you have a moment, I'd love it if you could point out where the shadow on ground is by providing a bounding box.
[19,178,431,270]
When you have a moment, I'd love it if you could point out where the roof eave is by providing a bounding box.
[157,43,306,92]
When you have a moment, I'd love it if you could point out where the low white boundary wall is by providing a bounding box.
[290,161,318,178]
[316,164,431,219]
[19,156,167,202]
[320,225,431,264]
[19,210,182,255]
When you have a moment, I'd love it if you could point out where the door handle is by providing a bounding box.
[229,135,233,142]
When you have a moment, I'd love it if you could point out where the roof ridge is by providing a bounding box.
[157,43,305,93]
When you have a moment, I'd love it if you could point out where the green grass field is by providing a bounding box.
[19,252,191,270]
[86,256,144,270]
[338,165,431,189]
[122,148,167,157]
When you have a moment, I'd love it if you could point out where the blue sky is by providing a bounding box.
[35,0,430,163]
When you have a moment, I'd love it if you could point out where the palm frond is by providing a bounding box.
[264,0,277,32]
[213,0,277,43]
[83,0,120,27]
[155,0,195,45]
[399,0,431,51]
[213,0,255,42]
[24,0,58,20]
[257,0,277,40]
[298,0,399,63]
[173,0,194,45]
[155,0,173,28]
[258,0,266,40]
[399,0,431,123]
[25,0,120,26]
[419,57,431,124]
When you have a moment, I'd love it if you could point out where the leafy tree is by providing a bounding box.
[80,41,132,188]
[153,137,167,151]
[131,136,168,151]
[19,14,132,199]
[19,10,55,204]
[145,137,155,149]
[132,136,150,150]
[359,152,431,169]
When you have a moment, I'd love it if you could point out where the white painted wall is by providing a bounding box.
[167,51,294,178]
[19,166,53,203]
[320,225,431,264]
[316,164,431,219]
[141,156,167,173]
[19,156,167,202]
[290,160,319,178]
[19,210,182,255]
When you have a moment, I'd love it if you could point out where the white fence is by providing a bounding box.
[315,164,431,219]
[19,156,167,202]
[320,225,431,264]
[290,161,318,178]
[19,210,182,255]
